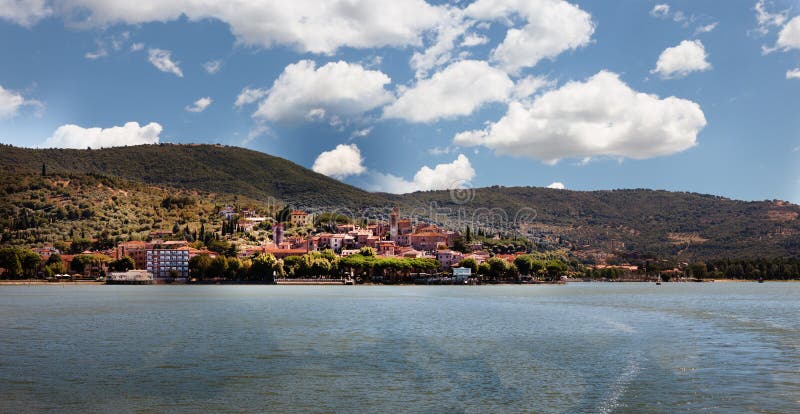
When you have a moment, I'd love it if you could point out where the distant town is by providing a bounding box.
[2,203,798,284]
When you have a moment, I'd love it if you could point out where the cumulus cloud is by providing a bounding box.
[147,48,183,77]
[185,97,212,113]
[776,16,800,51]
[54,0,446,55]
[0,85,40,119]
[652,39,711,79]
[788,68,800,79]
[43,122,162,148]
[547,182,565,189]
[235,87,268,107]
[0,0,51,27]
[454,71,706,164]
[253,60,393,122]
[465,0,595,73]
[312,144,367,179]
[383,60,512,123]
[368,154,476,193]
[202,60,222,74]
[512,75,554,100]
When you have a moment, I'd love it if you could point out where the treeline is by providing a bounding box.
[686,258,800,280]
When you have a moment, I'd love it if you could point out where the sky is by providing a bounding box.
[0,0,799,202]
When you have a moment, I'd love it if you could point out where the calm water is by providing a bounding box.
[1,283,798,413]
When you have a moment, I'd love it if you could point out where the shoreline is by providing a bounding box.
[1,279,797,286]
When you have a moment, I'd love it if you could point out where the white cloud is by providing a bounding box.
[547,182,565,189]
[43,122,162,149]
[776,16,800,51]
[254,60,393,122]
[650,4,670,19]
[147,48,183,77]
[454,71,706,164]
[465,0,595,73]
[235,87,268,107]
[56,0,447,55]
[368,154,476,193]
[512,75,554,100]
[694,22,718,35]
[652,39,711,79]
[383,60,512,123]
[409,9,470,78]
[130,42,144,52]
[788,68,800,79]
[754,0,787,35]
[0,0,51,27]
[0,85,39,119]
[350,127,373,138]
[186,97,212,113]
[312,144,367,179]
[461,33,489,47]
[202,60,222,74]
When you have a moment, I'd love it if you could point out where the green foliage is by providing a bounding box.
[109,256,135,272]
[457,257,478,273]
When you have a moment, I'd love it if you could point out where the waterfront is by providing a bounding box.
[1,284,799,413]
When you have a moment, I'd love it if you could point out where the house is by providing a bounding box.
[219,206,236,219]
[376,241,396,256]
[115,240,151,269]
[290,210,312,226]
[409,232,449,252]
[435,249,464,269]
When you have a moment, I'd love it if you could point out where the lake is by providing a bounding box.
[1,283,798,413]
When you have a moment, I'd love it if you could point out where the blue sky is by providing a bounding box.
[0,0,799,202]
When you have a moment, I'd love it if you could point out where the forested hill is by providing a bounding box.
[2,143,799,260]
[0,143,385,208]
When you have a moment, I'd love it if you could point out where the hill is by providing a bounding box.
[1,143,799,261]
[0,143,385,208]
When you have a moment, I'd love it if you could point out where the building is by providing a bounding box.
[409,232,449,252]
[389,207,399,242]
[107,270,153,284]
[115,241,151,269]
[273,223,284,246]
[146,249,189,281]
[290,210,312,226]
[435,249,464,269]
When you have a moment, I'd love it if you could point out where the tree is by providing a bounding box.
[251,253,279,282]
[514,255,533,276]
[358,246,376,257]
[0,248,23,279]
[457,258,478,274]
[189,254,212,280]
[109,256,135,272]
[41,162,46,177]
[209,256,229,278]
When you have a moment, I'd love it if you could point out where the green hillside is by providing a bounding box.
[0,143,385,208]
[1,143,799,261]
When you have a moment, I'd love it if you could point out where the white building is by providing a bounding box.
[146,249,189,281]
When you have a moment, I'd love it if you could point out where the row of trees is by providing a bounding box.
[188,253,281,282]
[456,254,569,282]
[686,258,800,280]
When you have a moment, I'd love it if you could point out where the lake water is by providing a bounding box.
[1,283,798,413]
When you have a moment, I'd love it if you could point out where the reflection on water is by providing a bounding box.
[1,283,799,413]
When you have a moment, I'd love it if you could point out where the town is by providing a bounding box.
[0,203,586,284]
